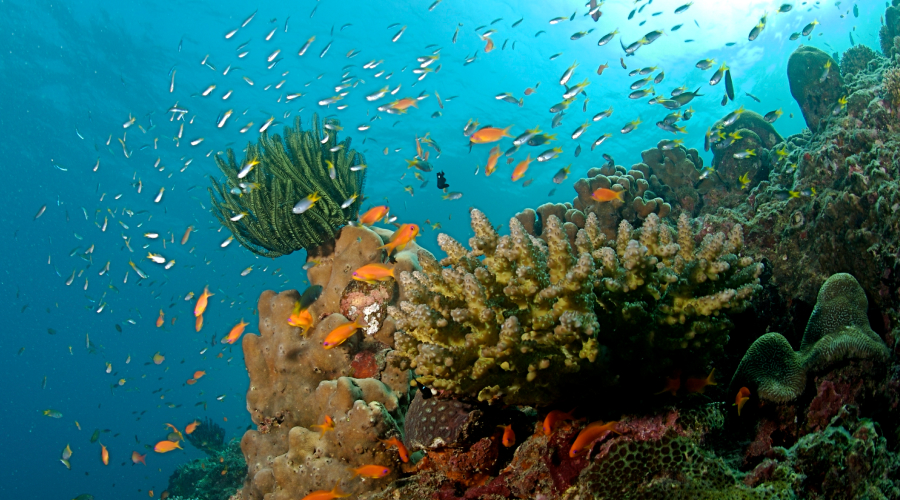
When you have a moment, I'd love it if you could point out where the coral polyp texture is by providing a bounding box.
[390,208,761,406]
[730,273,890,403]
[209,114,366,257]
[391,208,600,406]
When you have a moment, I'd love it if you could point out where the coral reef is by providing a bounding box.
[167,440,245,500]
[209,114,367,257]
[730,274,890,403]
[715,46,900,309]
[880,2,900,58]
[391,208,760,406]
[185,417,226,455]
[745,406,900,499]
[841,44,881,77]
[238,224,425,500]
[787,46,844,132]
[885,66,900,108]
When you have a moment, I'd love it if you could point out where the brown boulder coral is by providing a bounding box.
[238,224,426,500]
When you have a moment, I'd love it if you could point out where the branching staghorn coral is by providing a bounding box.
[209,114,366,257]
[390,209,762,406]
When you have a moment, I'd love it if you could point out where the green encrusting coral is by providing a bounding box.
[391,209,761,406]
[167,440,245,500]
[209,114,366,257]
[730,273,890,403]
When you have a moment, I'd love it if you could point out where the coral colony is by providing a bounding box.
[158,5,900,500]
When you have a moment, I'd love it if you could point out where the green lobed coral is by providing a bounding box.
[209,114,366,257]
[390,209,761,406]
[730,273,890,403]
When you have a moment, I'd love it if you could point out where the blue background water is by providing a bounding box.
[0,0,880,497]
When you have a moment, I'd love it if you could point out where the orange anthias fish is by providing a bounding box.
[351,464,391,478]
[195,314,204,332]
[485,146,501,176]
[483,35,495,52]
[591,187,625,203]
[154,440,183,453]
[352,263,395,284]
[185,420,200,434]
[101,443,109,465]
[322,316,367,349]
[470,125,513,144]
[655,369,682,396]
[194,370,206,380]
[311,415,335,435]
[380,436,409,463]
[597,62,609,75]
[512,155,532,181]
[542,409,577,436]
[499,424,515,447]
[288,303,314,330]
[194,286,213,317]
[181,226,193,245]
[684,368,717,394]
[380,223,419,255]
[132,451,147,465]
[300,483,349,500]
[156,310,164,328]
[734,387,751,416]
[222,319,249,344]
[390,97,418,111]
[569,421,620,458]
[359,205,390,225]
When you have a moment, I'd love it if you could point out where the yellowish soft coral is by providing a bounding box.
[391,209,762,406]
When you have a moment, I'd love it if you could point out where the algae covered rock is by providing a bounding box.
[788,46,844,132]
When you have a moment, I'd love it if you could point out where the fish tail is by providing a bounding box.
[706,368,717,386]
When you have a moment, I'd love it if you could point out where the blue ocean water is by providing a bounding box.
[0,0,880,498]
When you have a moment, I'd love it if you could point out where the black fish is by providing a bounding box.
[724,69,735,101]
[628,8,635,19]
[436,171,449,190]
[415,379,433,399]
[721,93,728,106]
[745,92,761,103]
[574,145,582,157]
[299,285,323,310]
